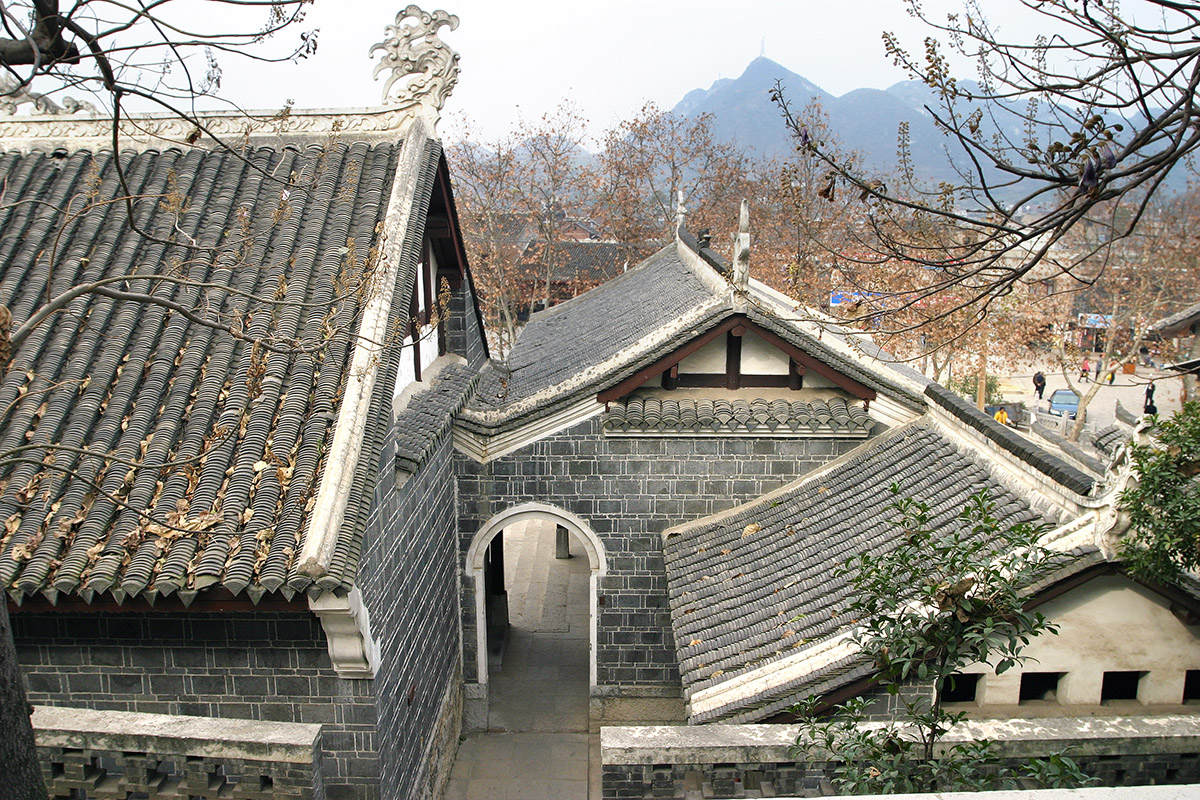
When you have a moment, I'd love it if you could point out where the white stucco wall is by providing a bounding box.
[677,337,726,374]
[966,575,1200,707]
[741,333,788,375]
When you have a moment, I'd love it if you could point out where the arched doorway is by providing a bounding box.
[465,503,607,694]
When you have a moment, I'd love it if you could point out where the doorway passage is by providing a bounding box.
[487,516,590,732]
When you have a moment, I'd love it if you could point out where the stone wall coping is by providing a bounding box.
[601,715,1200,765]
[802,787,1200,800]
[33,705,322,764]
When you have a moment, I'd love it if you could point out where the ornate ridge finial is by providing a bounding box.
[0,74,95,117]
[370,5,460,121]
[732,198,750,291]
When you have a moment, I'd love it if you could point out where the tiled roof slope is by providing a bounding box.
[394,361,480,473]
[0,140,425,605]
[470,245,719,410]
[461,240,926,432]
[604,396,873,437]
[663,420,1059,723]
[923,384,1095,495]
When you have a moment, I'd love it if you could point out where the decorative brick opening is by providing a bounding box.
[1101,670,1145,703]
[941,673,980,703]
[1185,670,1200,703]
[1019,671,1063,703]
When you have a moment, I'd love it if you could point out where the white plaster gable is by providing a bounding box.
[964,573,1200,708]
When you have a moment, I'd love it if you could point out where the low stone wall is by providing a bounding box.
[601,716,1200,799]
[34,705,324,799]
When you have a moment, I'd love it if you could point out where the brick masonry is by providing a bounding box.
[455,422,872,692]
[356,430,466,800]
[600,716,1200,798]
[12,610,376,800]
[601,755,1200,799]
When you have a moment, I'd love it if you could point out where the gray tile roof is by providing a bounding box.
[663,420,1063,723]
[0,139,436,605]
[468,245,720,411]
[1150,300,1200,336]
[460,239,926,432]
[924,383,1096,495]
[603,395,873,437]
[393,361,479,473]
[1090,425,1128,459]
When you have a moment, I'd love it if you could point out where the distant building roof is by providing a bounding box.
[1151,301,1200,337]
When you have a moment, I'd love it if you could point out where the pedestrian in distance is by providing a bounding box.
[1095,359,1102,381]
[1081,358,1090,381]
[1033,371,1046,401]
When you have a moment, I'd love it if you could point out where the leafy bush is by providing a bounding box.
[791,487,1091,793]
[1120,401,1200,585]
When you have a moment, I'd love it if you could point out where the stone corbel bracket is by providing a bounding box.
[370,5,460,121]
[309,587,380,678]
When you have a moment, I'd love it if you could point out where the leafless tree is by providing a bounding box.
[773,0,1200,335]
[0,3,319,793]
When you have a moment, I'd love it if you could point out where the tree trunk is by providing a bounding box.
[0,601,46,799]
[1186,331,1200,404]
[976,357,987,411]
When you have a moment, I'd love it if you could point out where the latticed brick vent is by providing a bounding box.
[33,706,324,800]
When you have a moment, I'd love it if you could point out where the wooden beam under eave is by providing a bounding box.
[726,331,742,390]
[596,317,742,403]
[744,318,876,402]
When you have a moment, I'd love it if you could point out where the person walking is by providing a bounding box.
[1095,358,1102,381]
[1081,357,1090,381]
[1033,371,1046,401]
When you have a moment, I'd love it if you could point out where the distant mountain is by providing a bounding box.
[672,58,1190,197]
[669,57,981,184]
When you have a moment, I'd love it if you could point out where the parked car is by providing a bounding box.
[1047,388,1081,419]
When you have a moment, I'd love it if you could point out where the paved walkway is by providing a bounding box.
[997,360,1183,430]
[443,519,600,800]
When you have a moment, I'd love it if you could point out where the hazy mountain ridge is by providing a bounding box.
[672,57,1188,196]
[671,56,963,179]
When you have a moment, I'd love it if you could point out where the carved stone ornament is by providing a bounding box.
[369,5,460,117]
[0,74,95,116]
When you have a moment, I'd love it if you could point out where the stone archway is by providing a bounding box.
[465,502,607,691]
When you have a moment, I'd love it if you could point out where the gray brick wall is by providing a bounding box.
[447,279,488,369]
[455,419,872,690]
[11,610,377,800]
[357,431,464,800]
[602,752,1200,798]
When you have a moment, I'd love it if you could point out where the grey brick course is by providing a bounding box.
[455,415,868,691]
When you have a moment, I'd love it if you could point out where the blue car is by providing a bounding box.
[1047,388,1080,419]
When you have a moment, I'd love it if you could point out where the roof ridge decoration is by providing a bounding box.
[0,74,95,116]
[370,5,461,125]
[0,6,460,151]
[732,199,750,296]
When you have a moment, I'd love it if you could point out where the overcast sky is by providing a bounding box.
[210,0,983,144]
